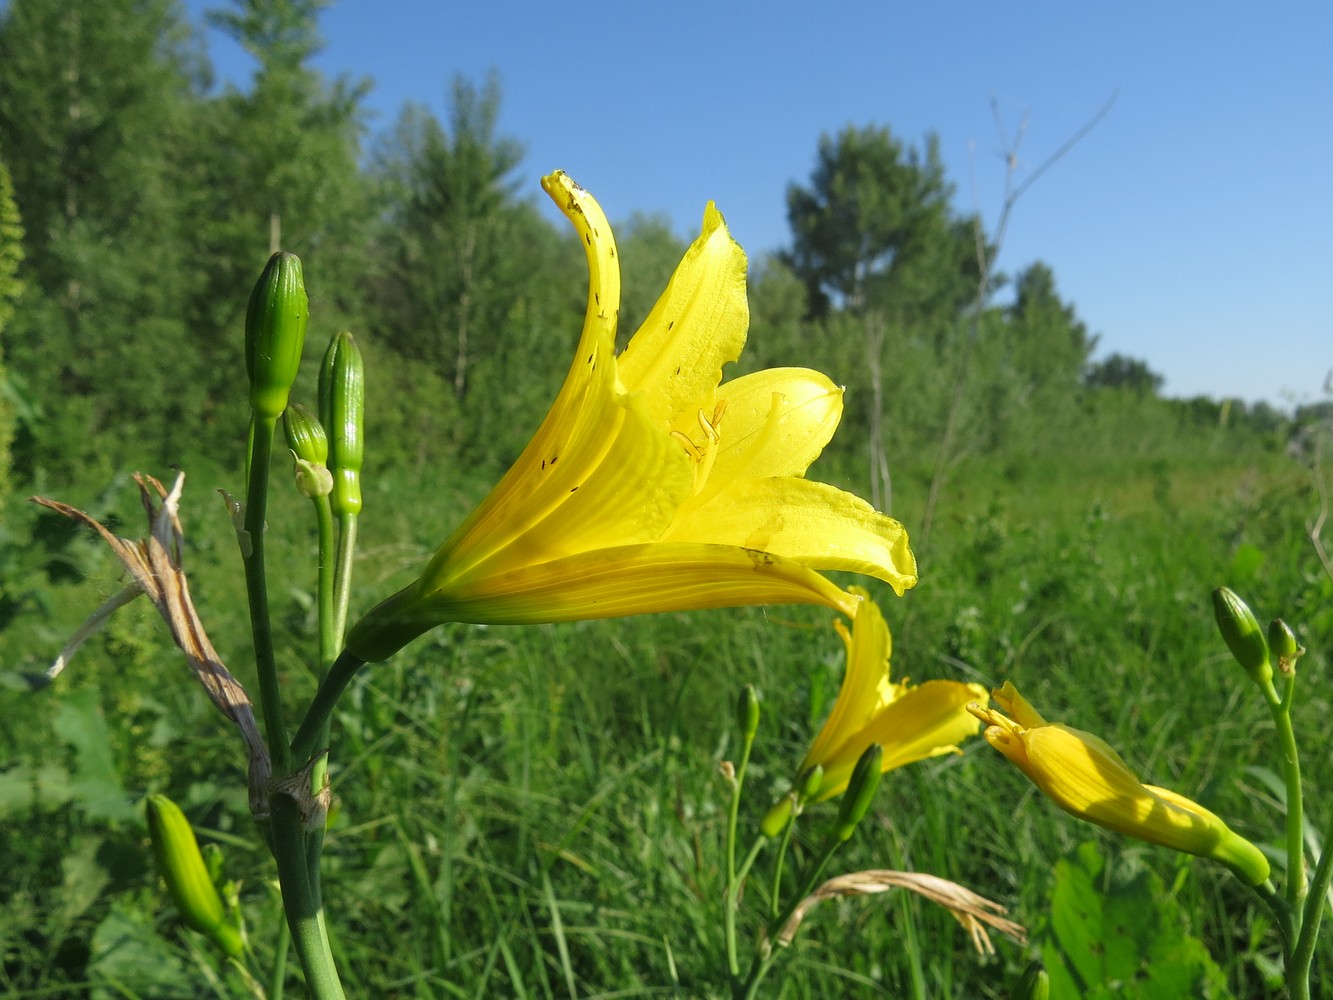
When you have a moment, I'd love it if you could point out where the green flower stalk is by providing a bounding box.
[1211,587,1272,685]
[319,332,365,519]
[246,251,308,421]
[146,794,244,958]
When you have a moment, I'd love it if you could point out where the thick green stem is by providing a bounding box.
[243,414,289,773]
[270,794,345,999]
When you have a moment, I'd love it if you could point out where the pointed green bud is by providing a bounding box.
[1267,618,1303,674]
[736,685,760,742]
[1015,961,1050,1000]
[760,793,795,839]
[284,402,333,498]
[319,332,365,517]
[1211,587,1272,684]
[245,251,308,420]
[283,402,328,465]
[146,794,244,958]
[834,744,883,842]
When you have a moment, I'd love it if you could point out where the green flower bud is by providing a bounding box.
[833,744,883,842]
[283,402,328,465]
[1211,587,1272,684]
[798,765,824,804]
[1267,618,1303,673]
[246,252,308,420]
[760,793,794,839]
[1015,961,1050,1000]
[319,332,365,517]
[736,685,760,742]
[146,794,244,958]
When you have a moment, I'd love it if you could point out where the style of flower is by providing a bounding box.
[346,172,916,661]
[968,682,1270,886]
[797,589,987,802]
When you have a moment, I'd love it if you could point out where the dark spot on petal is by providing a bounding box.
[570,486,579,493]
[541,460,546,470]
[594,292,600,306]
[674,365,681,375]
[585,233,592,245]
[667,320,674,330]
[550,456,558,465]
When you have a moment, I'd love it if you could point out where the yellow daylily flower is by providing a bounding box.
[968,682,1270,886]
[346,173,916,661]
[797,589,986,803]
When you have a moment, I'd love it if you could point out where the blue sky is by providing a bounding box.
[184,0,1332,408]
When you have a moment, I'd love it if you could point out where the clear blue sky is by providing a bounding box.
[184,0,1332,409]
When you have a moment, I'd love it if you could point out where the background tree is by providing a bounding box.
[783,125,981,509]
[0,0,204,476]
[0,152,23,504]
[1085,351,1164,394]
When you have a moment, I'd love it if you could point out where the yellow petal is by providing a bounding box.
[430,172,623,580]
[344,543,863,659]
[801,591,891,772]
[618,202,748,426]
[468,392,693,576]
[813,680,987,801]
[707,368,844,488]
[665,478,918,595]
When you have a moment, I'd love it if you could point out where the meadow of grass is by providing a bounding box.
[0,416,1328,998]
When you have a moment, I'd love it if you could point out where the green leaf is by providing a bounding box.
[51,687,135,822]
[1042,842,1232,999]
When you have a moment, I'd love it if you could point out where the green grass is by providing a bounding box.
[0,430,1328,998]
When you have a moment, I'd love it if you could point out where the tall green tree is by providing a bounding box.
[195,0,372,372]
[0,0,204,476]
[373,75,525,403]
[784,125,976,322]
[783,125,982,509]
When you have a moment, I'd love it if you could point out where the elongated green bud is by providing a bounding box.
[245,251,308,420]
[146,794,244,957]
[798,765,824,803]
[736,685,760,742]
[319,331,365,516]
[834,744,883,841]
[1211,587,1271,684]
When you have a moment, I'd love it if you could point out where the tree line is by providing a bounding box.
[0,0,1292,510]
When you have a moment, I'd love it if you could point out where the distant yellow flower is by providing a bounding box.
[798,589,986,802]
[346,172,916,661]
[969,682,1270,886]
